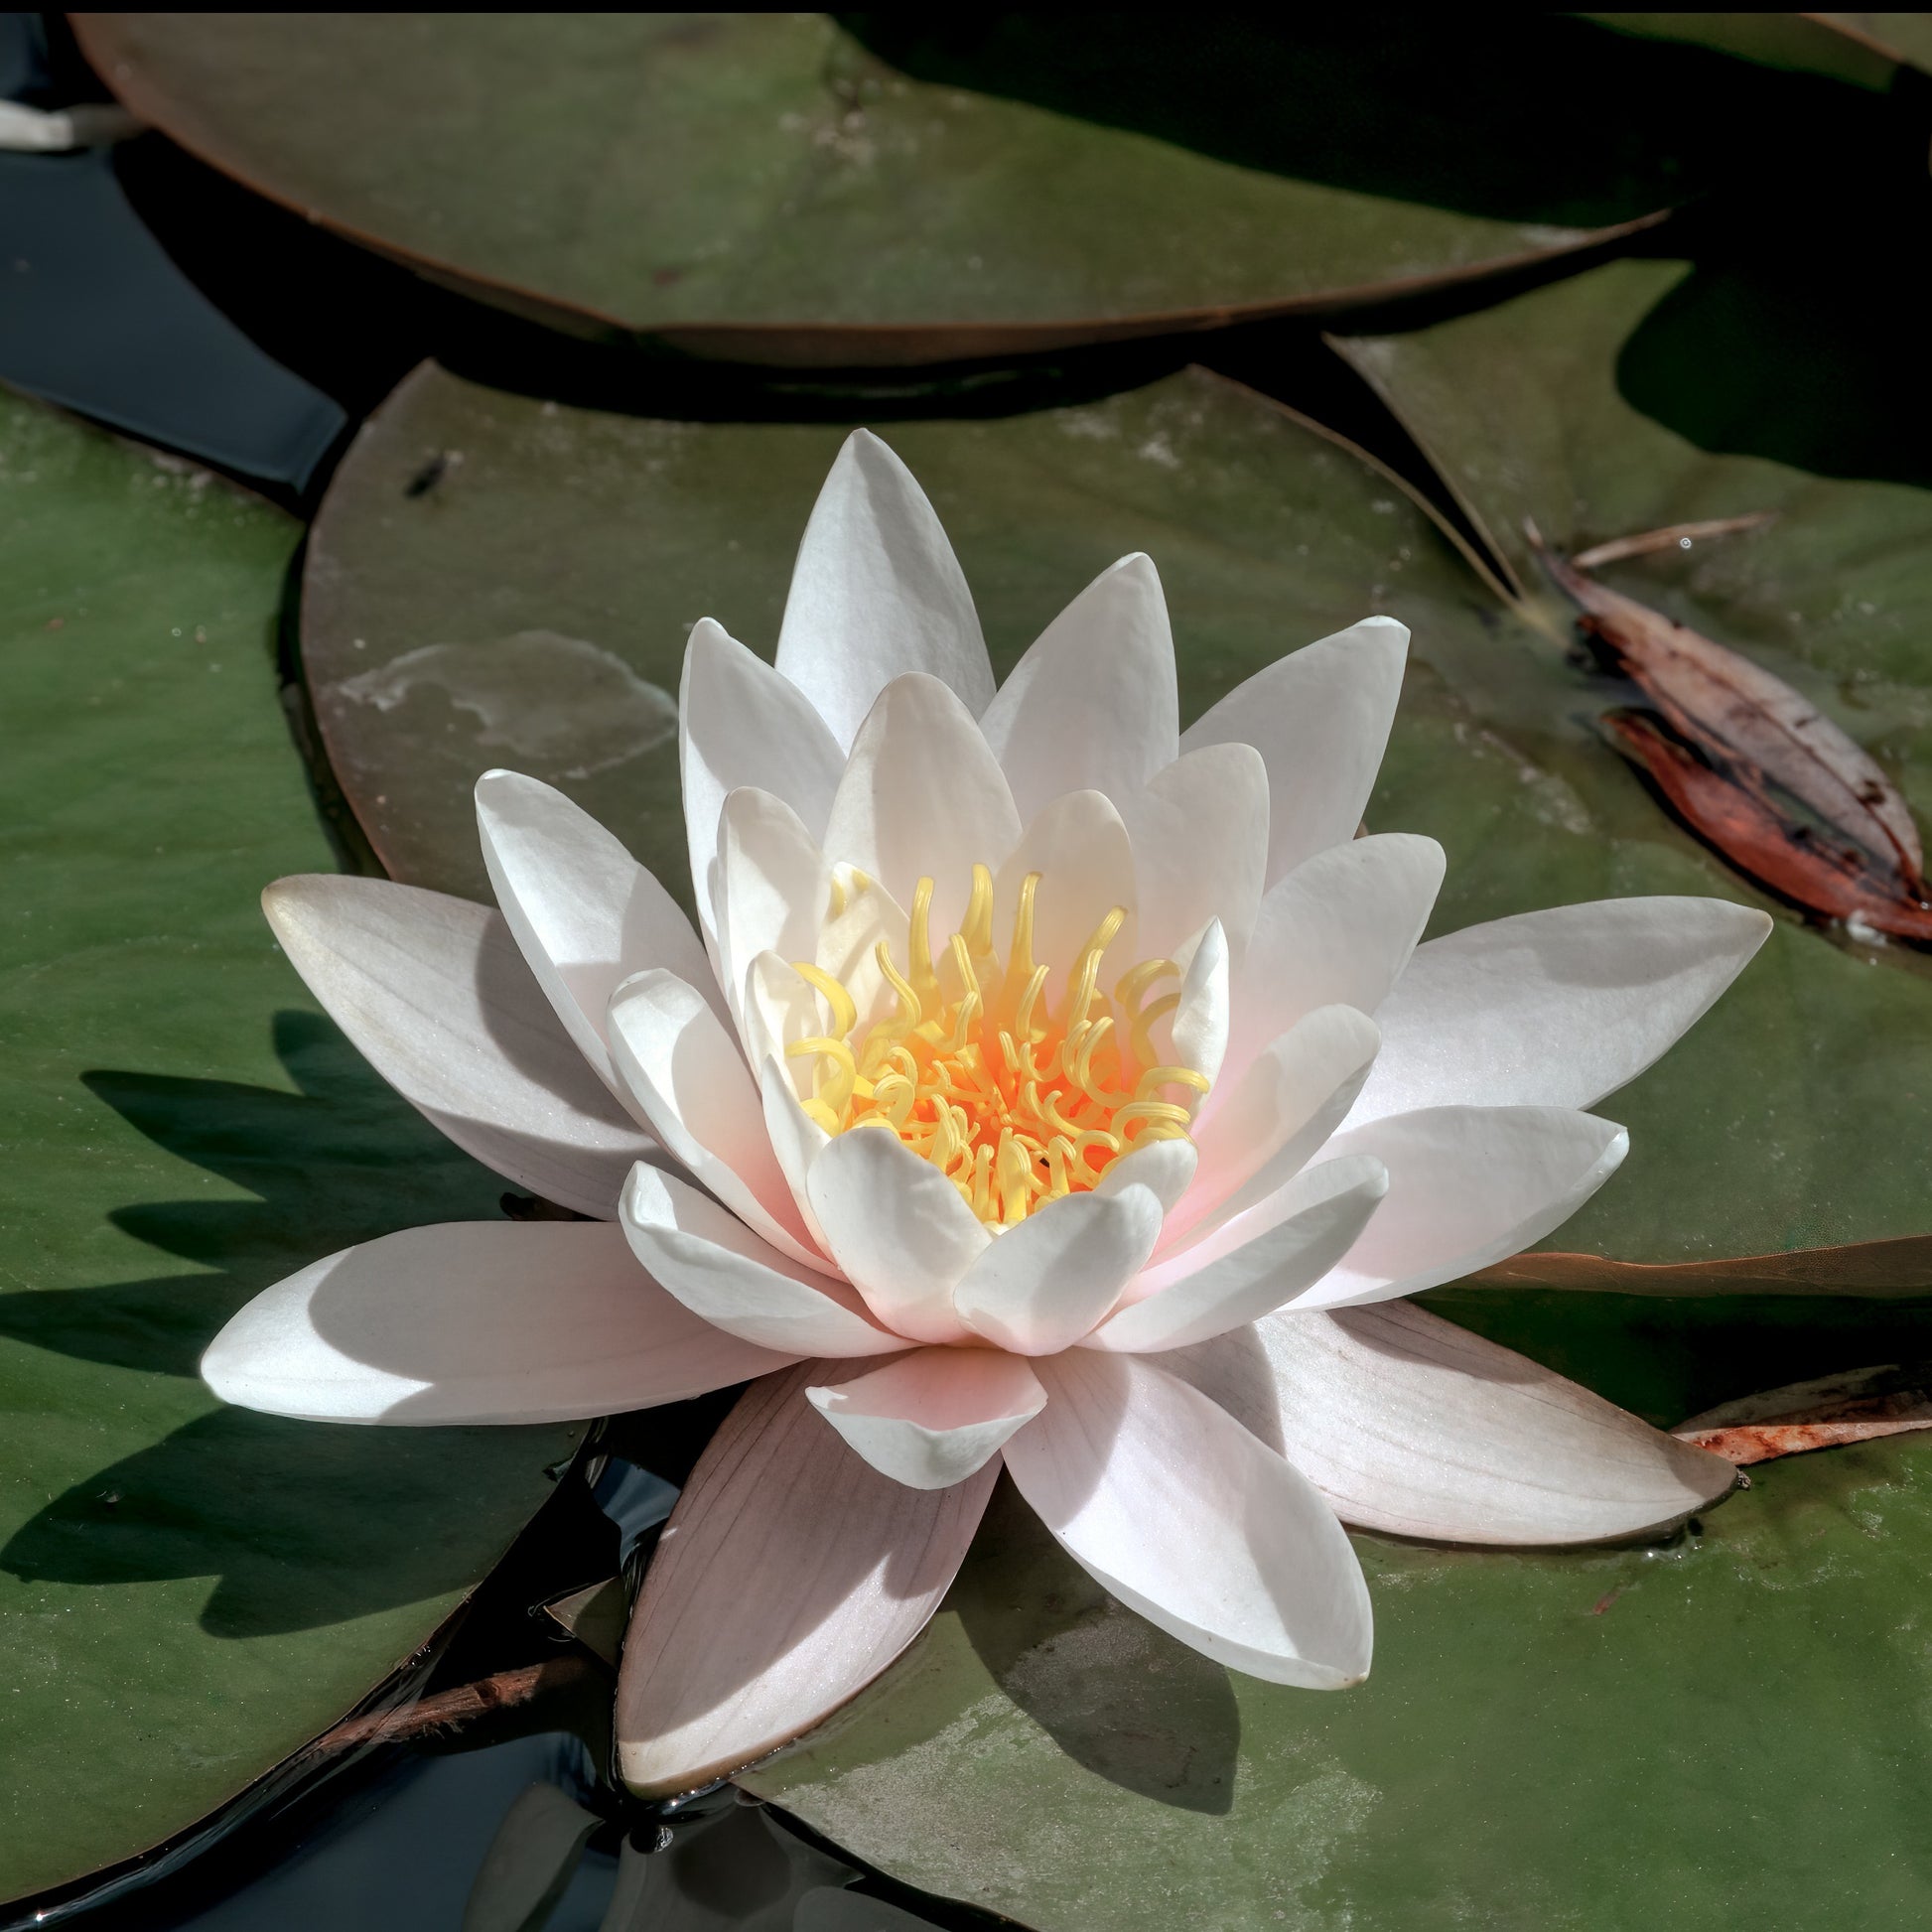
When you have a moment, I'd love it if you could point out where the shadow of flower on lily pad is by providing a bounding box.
[0,1009,568,1637]
[0,1406,566,1638]
[949,1476,1240,1816]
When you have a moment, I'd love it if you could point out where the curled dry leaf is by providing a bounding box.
[1473,1234,1932,1296]
[1533,527,1932,938]
[1675,1363,1932,1466]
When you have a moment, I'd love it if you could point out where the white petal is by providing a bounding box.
[1300,1105,1628,1310]
[618,1362,998,1797]
[773,431,995,749]
[1169,917,1230,1090]
[742,951,816,1098]
[978,553,1178,823]
[620,1165,900,1357]
[1224,833,1443,1090]
[992,789,1138,1011]
[1093,1156,1388,1351]
[1180,617,1408,887]
[1099,1136,1199,1214]
[807,1347,1046,1489]
[716,787,833,1046]
[262,876,652,1220]
[806,1128,988,1344]
[1164,1005,1380,1255]
[952,1184,1164,1355]
[607,970,822,1266]
[1120,742,1270,965]
[760,1053,834,1246]
[1005,1352,1372,1689]
[680,619,845,960]
[203,1221,788,1424]
[1163,1298,1735,1544]
[819,674,1022,944]
[476,768,723,1094]
[1349,897,1774,1126]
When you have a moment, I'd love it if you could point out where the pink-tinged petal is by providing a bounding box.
[1166,1005,1379,1255]
[1225,834,1443,1087]
[618,1362,998,1797]
[952,1184,1164,1355]
[1163,1298,1734,1544]
[992,790,1138,1012]
[262,875,651,1220]
[806,1128,986,1344]
[1006,1352,1372,1689]
[620,1166,900,1357]
[607,970,822,1267]
[1094,1156,1388,1350]
[979,553,1179,824]
[773,431,995,750]
[819,674,1022,944]
[476,768,724,1093]
[202,1221,788,1425]
[807,1347,1046,1489]
[1349,897,1773,1127]
[680,619,844,961]
[1300,1105,1628,1310]
[715,787,833,1046]
[1169,917,1230,1089]
[1121,742,1270,965]
[1180,617,1408,888]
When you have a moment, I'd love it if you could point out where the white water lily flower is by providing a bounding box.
[205,431,1769,1798]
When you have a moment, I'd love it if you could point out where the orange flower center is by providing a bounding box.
[787,865,1209,1228]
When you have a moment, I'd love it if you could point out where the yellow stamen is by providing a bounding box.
[791,961,858,1038]
[797,863,1214,1228]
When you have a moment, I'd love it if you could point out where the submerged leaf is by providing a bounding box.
[1676,1363,1932,1465]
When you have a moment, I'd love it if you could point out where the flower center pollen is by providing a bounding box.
[787,865,1209,1229]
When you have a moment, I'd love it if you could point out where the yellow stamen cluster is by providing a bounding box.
[787,866,1209,1228]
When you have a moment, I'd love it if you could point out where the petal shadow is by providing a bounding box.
[952,1474,1239,1816]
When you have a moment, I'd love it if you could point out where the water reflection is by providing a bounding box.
[10,1444,984,1932]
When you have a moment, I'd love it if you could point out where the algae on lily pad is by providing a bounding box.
[0,388,579,1903]
[69,12,1891,365]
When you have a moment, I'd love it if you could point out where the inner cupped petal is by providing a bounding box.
[806,1347,1047,1488]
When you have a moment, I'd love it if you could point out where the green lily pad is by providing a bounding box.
[744,1440,1932,1930]
[1829,12,1932,69]
[69,13,1887,366]
[302,356,1932,1273]
[1329,253,1932,1263]
[0,389,579,1904]
[1582,11,1913,87]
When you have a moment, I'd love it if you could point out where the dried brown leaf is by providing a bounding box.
[1674,1363,1932,1465]
[1536,530,1923,885]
